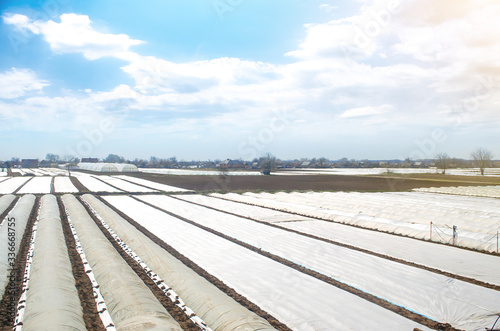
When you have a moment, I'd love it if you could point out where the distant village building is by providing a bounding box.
[81,157,99,163]
[21,159,39,168]
[219,159,246,169]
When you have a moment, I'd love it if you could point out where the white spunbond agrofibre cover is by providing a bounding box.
[22,195,85,330]
[0,194,36,298]
[17,177,52,194]
[179,194,500,287]
[177,194,313,223]
[0,194,16,222]
[105,195,430,331]
[72,173,122,193]
[137,195,500,331]
[53,177,79,193]
[62,194,182,330]
[95,176,157,193]
[82,194,273,331]
[0,177,31,194]
[113,175,191,192]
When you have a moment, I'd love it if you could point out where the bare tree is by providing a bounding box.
[260,153,276,175]
[435,153,450,174]
[471,147,493,175]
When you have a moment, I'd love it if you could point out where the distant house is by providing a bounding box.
[219,159,246,169]
[81,157,99,163]
[21,159,39,168]
[300,161,311,168]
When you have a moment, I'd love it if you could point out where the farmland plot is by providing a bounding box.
[0,194,16,220]
[137,195,500,331]
[81,194,271,331]
[17,177,52,194]
[0,195,36,298]
[177,194,314,223]
[113,175,191,192]
[414,185,500,198]
[72,173,122,193]
[212,191,500,252]
[105,195,430,331]
[0,177,31,194]
[94,175,157,193]
[178,194,500,286]
[53,176,79,193]
[62,194,182,330]
[18,195,86,329]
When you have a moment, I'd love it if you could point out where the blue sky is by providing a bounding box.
[1,0,499,161]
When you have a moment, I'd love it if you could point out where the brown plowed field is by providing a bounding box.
[123,172,500,193]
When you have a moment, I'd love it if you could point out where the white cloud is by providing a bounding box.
[0,68,49,99]
[3,13,143,60]
[339,104,392,118]
[319,4,338,12]
[2,2,500,159]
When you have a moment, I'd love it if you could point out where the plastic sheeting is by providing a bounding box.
[19,195,86,330]
[82,194,274,331]
[0,195,36,298]
[137,194,500,331]
[61,194,181,330]
[105,195,430,331]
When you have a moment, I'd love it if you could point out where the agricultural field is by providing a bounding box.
[0,170,499,330]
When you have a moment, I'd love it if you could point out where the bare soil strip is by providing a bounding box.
[76,196,201,331]
[96,195,291,331]
[50,176,55,194]
[12,177,33,195]
[135,196,457,331]
[69,176,88,192]
[0,197,39,330]
[0,196,19,226]
[57,197,106,331]
[177,195,500,292]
